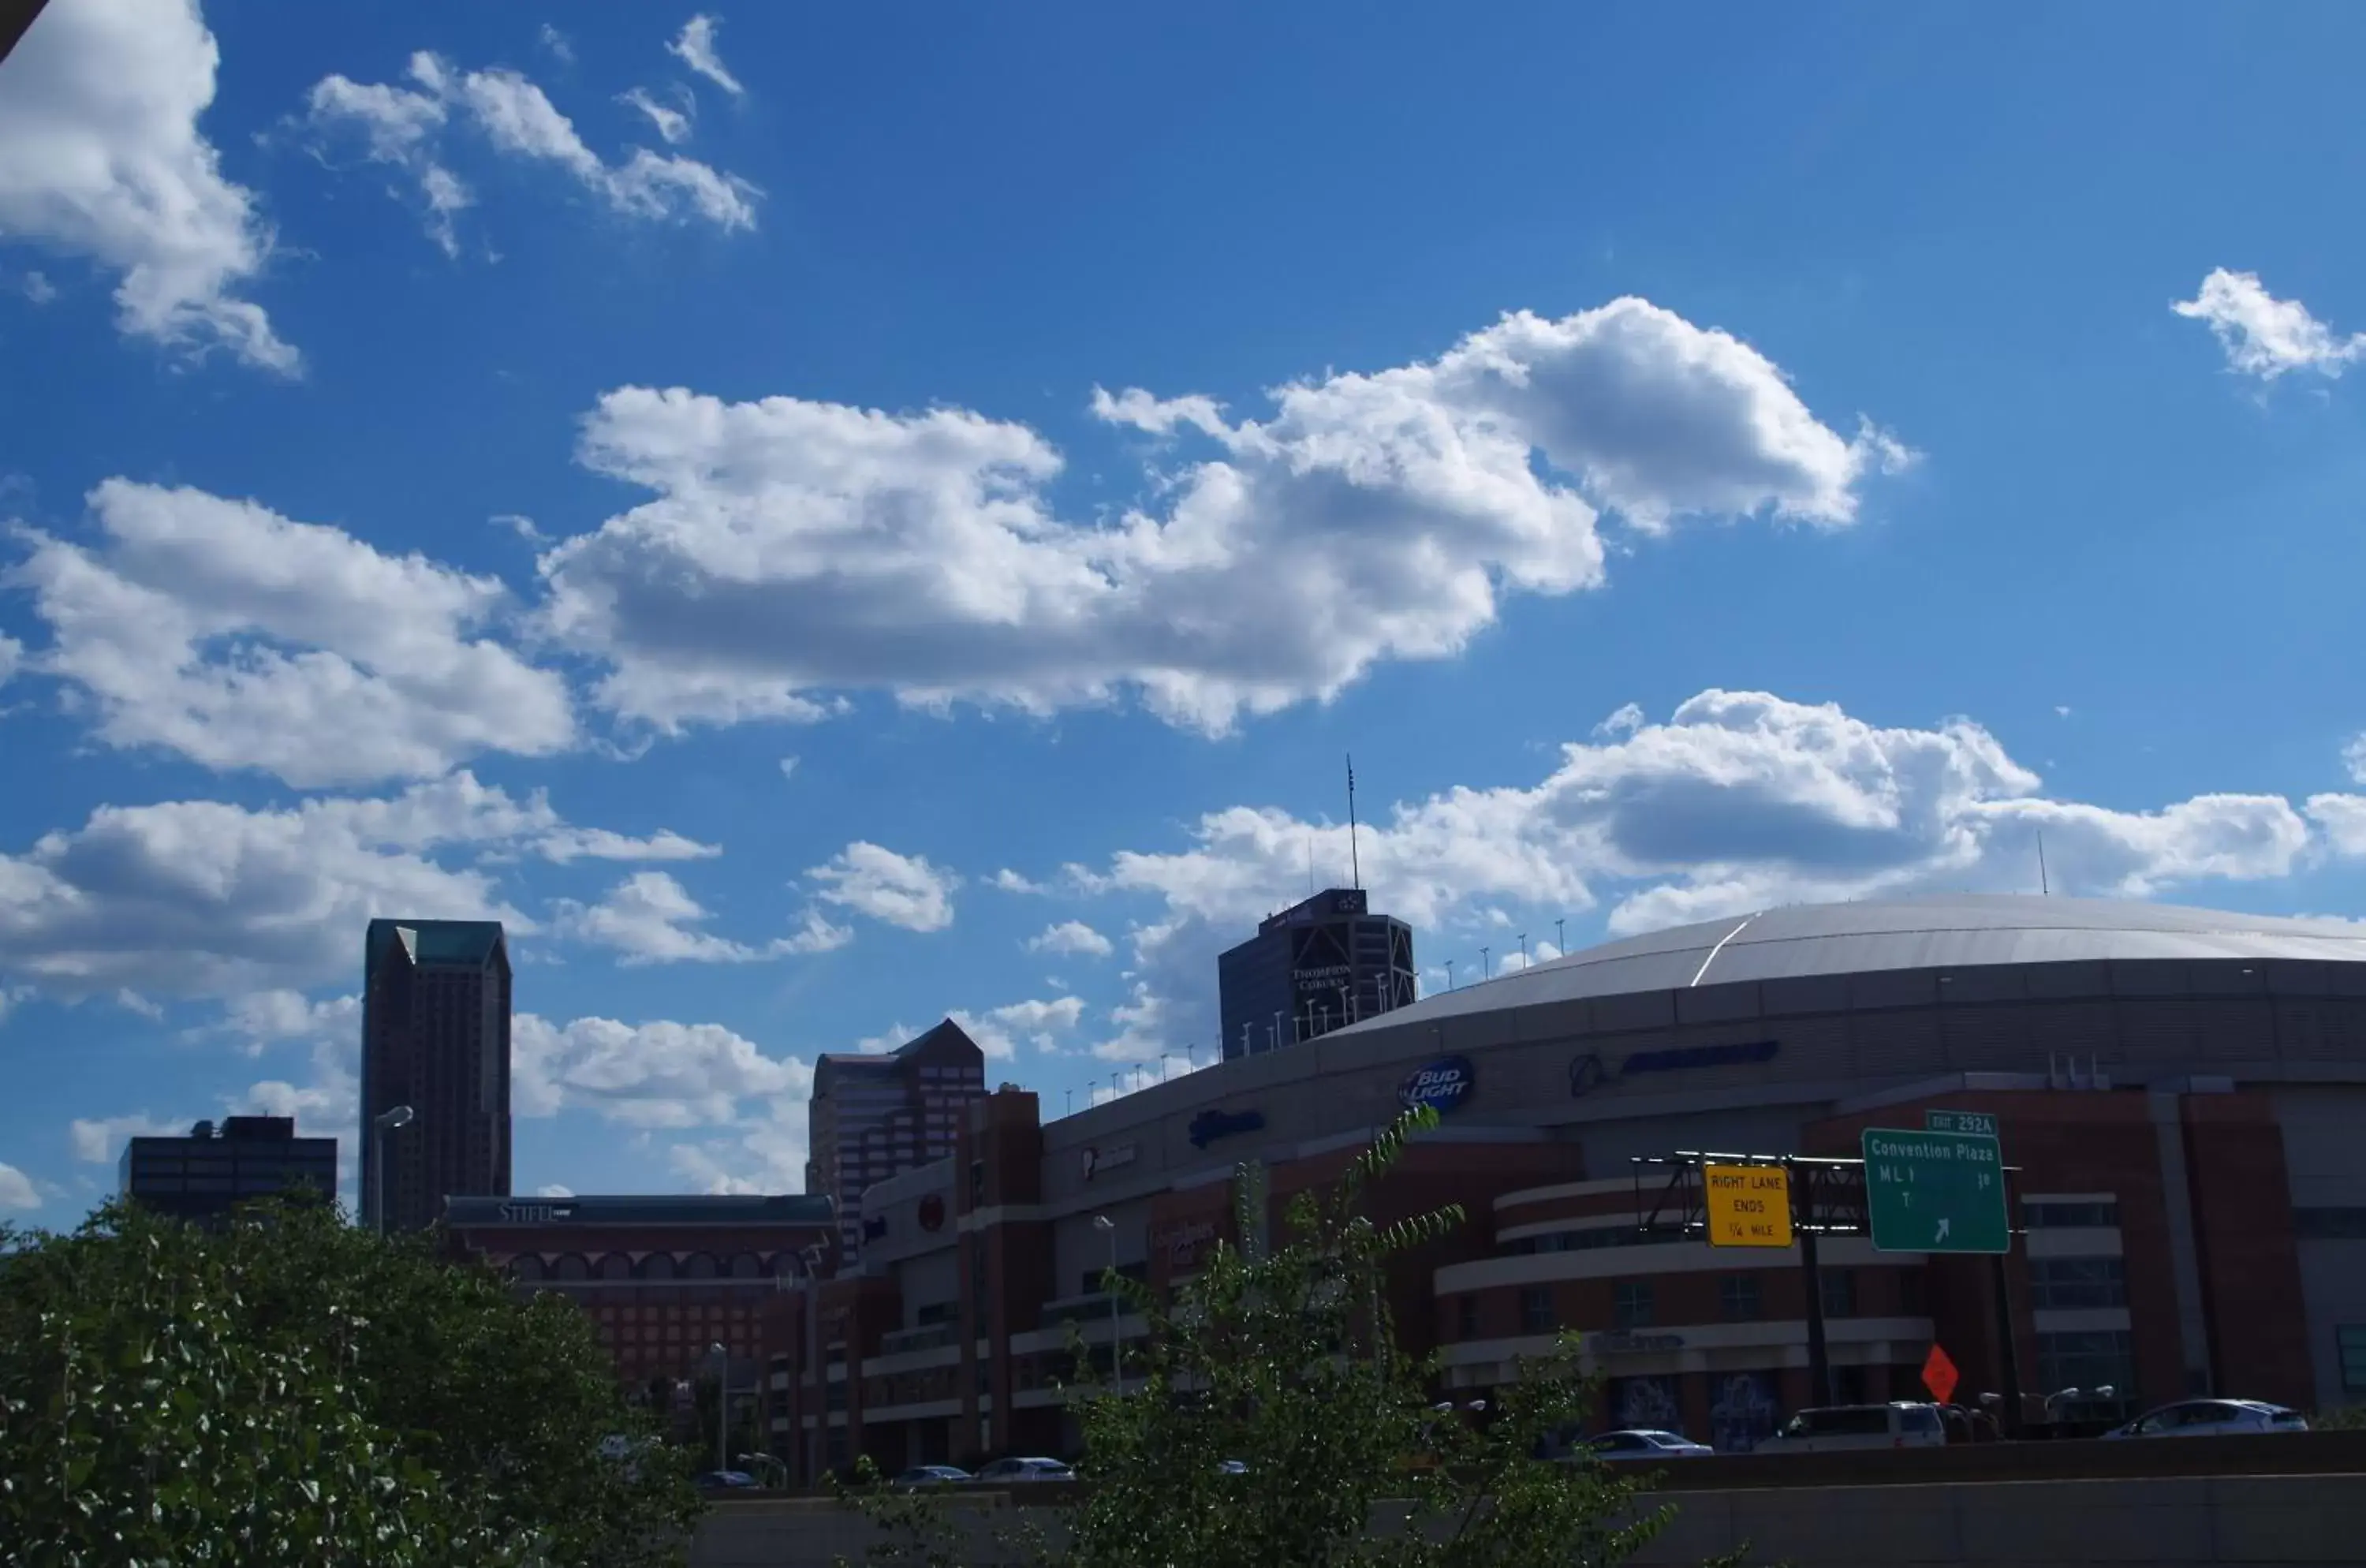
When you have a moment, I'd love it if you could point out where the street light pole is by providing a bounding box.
[711,1341,730,1474]
[370,1104,414,1236]
[1093,1215,1118,1381]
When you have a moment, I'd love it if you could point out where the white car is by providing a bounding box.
[2100,1399,2308,1439]
[1584,1430,1715,1462]
[976,1456,1077,1482]
[1756,1403,1948,1454]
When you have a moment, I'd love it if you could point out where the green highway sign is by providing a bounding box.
[1861,1127,2010,1254]
[1924,1109,1998,1137]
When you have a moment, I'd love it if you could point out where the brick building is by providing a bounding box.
[445,1193,837,1397]
[807,1019,988,1267]
[759,896,2366,1483]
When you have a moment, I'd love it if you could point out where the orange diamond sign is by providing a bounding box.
[1921,1343,1960,1405]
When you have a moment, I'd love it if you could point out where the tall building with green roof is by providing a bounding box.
[362,918,512,1232]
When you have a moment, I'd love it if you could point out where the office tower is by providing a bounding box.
[120,1115,337,1226]
[1218,887,1416,1060]
[805,1018,986,1264]
[362,918,512,1233]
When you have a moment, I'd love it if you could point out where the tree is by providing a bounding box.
[0,1194,700,1567]
[838,1107,1749,1567]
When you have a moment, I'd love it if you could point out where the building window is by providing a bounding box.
[1719,1274,1762,1322]
[1614,1282,1654,1331]
[1819,1268,1857,1320]
[1520,1286,1555,1335]
[1897,1267,1927,1316]
[2025,1198,2120,1230]
[2339,1327,2366,1394]
[2027,1257,2127,1311]
[2034,1330,2133,1398]
[969,1160,986,1207]
[1457,1294,1479,1341]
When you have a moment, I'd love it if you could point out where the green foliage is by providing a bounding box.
[0,1195,700,1567]
[2312,1403,2366,1432]
[835,1106,1748,1567]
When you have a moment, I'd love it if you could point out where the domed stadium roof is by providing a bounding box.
[1345,894,2366,1032]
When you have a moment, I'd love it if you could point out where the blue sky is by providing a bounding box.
[5,0,2366,1218]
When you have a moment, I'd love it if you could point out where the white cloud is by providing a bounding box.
[781,906,853,954]
[0,0,297,372]
[991,868,1048,894]
[114,988,163,1021]
[668,14,745,96]
[0,634,19,691]
[619,86,692,145]
[778,756,800,780]
[531,825,718,864]
[0,771,640,1000]
[10,480,576,788]
[299,49,758,253]
[2345,735,2366,787]
[70,1111,185,1163]
[1065,688,2323,1061]
[0,1162,38,1211]
[2173,269,2366,381]
[1027,919,1112,958]
[514,1013,812,1127]
[536,299,1904,734]
[537,1182,574,1198]
[537,23,574,66]
[2307,794,2366,859]
[952,995,1086,1059]
[806,842,958,932]
[21,271,56,304]
[551,871,769,965]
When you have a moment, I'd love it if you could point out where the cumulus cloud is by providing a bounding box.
[537,299,1904,734]
[514,1013,811,1126]
[0,771,677,999]
[667,14,745,97]
[2174,269,2366,382]
[0,1161,38,1211]
[0,0,297,371]
[1054,688,2324,1062]
[9,480,576,788]
[952,995,1086,1058]
[806,842,958,932]
[550,871,782,965]
[298,49,758,254]
[1027,919,1112,958]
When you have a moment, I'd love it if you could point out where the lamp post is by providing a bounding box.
[1093,1215,1119,1380]
[711,1341,730,1475]
[1555,918,1566,958]
[371,1105,413,1235]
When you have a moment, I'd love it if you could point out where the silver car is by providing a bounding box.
[2100,1399,2308,1439]
[1585,1430,1715,1462]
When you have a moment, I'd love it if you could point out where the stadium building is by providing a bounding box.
[763,894,2366,1482]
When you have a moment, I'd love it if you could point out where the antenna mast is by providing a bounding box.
[1345,753,1361,890]
[2037,831,2050,897]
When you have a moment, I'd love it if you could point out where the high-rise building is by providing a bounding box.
[1218,887,1416,1060]
[362,918,512,1234]
[805,1019,986,1265]
[120,1115,337,1226]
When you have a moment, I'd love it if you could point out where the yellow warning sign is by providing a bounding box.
[1704,1163,1793,1248]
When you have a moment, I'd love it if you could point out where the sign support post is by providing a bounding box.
[1991,1252,2023,1438]
[1795,1174,1831,1408]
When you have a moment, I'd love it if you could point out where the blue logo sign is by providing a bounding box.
[1399,1055,1476,1114]
[1571,1040,1778,1098]
[1189,1107,1266,1149]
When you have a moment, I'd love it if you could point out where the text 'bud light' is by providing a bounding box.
[1398,1055,1475,1114]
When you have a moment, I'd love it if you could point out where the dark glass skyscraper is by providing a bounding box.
[361,919,512,1233]
[1218,887,1416,1060]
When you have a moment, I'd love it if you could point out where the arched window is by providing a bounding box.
[641,1253,677,1280]
[509,1254,545,1282]
[598,1253,633,1280]
[552,1253,589,1281]
[683,1252,719,1279]
[729,1253,762,1279]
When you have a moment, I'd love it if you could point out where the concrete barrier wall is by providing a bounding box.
[697,1470,2366,1568]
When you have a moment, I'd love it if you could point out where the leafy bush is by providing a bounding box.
[0,1195,700,1567]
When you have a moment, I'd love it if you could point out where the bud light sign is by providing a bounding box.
[1399,1055,1475,1115]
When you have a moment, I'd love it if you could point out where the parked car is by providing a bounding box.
[2100,1399,2308,1439]
[976,1456,1077,1482]
[1584,1430,1715,1462]
[891,1465,973,1488]
[693,1469,760,1491]
[1755,1403,1948,1454]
